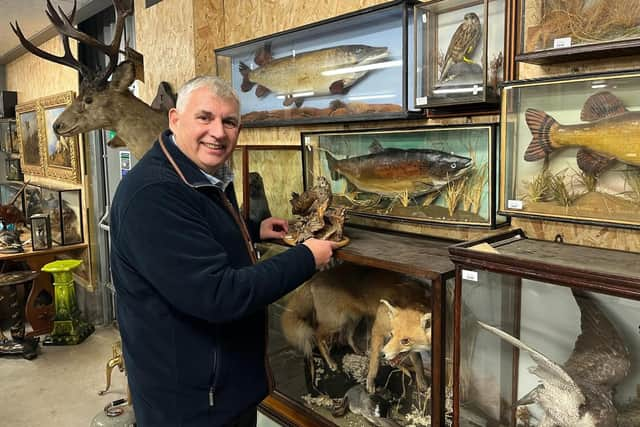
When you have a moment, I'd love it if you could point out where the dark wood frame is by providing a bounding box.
[214,0,423,128]
[235,145,303,223]
[448,229,640,427]
[259,225,456,427]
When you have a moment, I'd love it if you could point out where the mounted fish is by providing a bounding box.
[239,44,390,107]
[478,289,631,427]
[500,72,640,229]
[215,1,419,125]
[303,126,505,229]
[325,146,472,199]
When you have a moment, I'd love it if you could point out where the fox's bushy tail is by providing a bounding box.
[281,283,315,357]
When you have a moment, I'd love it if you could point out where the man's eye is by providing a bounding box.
[223,120,238,129]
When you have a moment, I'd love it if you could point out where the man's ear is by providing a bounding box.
[168,108,179,133]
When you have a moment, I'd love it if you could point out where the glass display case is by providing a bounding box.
[240,145,303,223]
[0,119,17,153]
[261,226,456,427]
[448,229,640,427]
[0,182,26,225]
[517,0,640,64]
[302,126,507,229]
[414,0,505,108]
[499,71,640,229]
[36,187,83,245]
[215,0,420,127]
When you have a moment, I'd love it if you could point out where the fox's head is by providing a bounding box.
[380,299,432,366]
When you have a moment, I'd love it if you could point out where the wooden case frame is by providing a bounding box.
[448,229,640,427]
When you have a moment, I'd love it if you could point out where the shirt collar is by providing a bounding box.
[170,134,234,191]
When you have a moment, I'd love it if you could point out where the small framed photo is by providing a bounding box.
[30,214,52,251]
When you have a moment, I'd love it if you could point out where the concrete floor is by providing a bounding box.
[0,326,281,427]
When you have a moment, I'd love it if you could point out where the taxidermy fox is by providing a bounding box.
[280,263,431,393]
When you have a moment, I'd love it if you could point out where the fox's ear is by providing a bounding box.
[380,299,397,319]
[421,313,432,330]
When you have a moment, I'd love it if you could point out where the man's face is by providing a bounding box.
[169,86,241,174]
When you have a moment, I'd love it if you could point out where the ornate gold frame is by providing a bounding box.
[15,100,45,177]
[39,91,81,183]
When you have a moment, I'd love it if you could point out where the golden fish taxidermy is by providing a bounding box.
[525,92,640,175]
[325,146,473,198]
[239,44,389,107]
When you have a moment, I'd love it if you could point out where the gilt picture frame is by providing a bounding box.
[40,91,81,183]
[15,100,45,176]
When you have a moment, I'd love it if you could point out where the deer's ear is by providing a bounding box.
[110,61,136,92]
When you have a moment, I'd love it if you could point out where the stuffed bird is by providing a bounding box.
[478,289,630,427]
[439,12,481,83]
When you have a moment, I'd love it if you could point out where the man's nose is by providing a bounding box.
[207,118,225,138]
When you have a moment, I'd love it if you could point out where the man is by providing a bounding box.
[110,76,336,426]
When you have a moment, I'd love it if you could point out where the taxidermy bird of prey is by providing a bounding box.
[439,12,481,82]
[478,289,630,427]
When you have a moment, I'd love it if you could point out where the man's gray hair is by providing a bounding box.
[176,76,241,112]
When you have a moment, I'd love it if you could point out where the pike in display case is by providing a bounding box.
[215,0,420,127]
[302,125,506,229]
[448,229,640,427]
[414,0,505,108]
[516,0,640,64]
[499,71,640,229]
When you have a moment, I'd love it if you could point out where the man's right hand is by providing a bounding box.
[302,238,339,269]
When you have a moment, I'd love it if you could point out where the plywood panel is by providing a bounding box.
[5,37,78,103]
[135,0,196,104]
[512,217,640,253]
[194,0,225,76]
[223,0,389,46]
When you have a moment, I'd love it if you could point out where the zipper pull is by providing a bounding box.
[209,387,215,407]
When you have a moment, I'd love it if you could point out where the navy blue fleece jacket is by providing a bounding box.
[110,130,316,426]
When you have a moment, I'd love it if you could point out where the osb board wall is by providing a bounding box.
[193,0,224,76]
[5,37,79,103]
[223,0,390,46]
[134,0,197,104]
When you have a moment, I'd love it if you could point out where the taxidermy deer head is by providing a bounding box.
[11,0,168,160]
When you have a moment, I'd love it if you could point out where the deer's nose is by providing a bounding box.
[53,122,62,132]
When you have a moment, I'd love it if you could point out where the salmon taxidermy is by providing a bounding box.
[239,43,389,107]
[324,142,473,199]
[524,92,640,176]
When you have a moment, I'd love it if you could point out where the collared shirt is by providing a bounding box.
[170,134,234,191]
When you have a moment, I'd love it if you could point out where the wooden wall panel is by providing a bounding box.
[135,0,197,104]
[194,0,225,75]
[223,0,389,45]
[5,38,78,103]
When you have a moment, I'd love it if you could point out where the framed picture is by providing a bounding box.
[40,91,81,183]
[30,214,52,251]
[15,100,44,176]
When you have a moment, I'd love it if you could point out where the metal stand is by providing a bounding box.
[41,259,94,345]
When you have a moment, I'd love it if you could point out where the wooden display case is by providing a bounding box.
[448,229,640,427]
[260,226,456,427]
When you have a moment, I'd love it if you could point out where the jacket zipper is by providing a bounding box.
[209,341,218,408]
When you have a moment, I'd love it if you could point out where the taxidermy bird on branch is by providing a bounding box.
[439,12,481,83]
[478,289,630,427]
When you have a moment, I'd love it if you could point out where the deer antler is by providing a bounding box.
[10,1,93,79]
[11,0,133,86]
[47,0,133,85]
